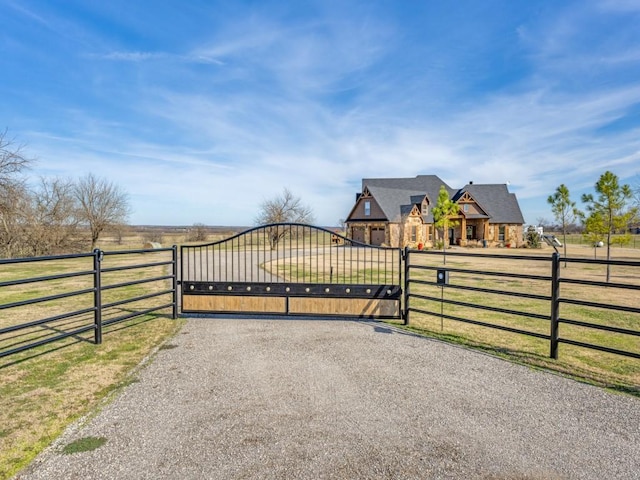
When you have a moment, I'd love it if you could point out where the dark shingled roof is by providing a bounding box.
[356,176,524,225]
[455,184,525,224]
[367,185,430,222]
[363,175,455,199]
[363,175,453,223]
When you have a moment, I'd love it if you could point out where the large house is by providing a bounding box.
[345,175,525,248]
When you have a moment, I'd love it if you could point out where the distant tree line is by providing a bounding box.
[0,130,130,257]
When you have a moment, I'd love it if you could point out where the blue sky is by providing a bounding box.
[1,0,639,226]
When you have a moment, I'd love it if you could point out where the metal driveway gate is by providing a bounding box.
[180,223,402,319]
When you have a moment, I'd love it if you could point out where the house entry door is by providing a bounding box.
[466,225,476,240]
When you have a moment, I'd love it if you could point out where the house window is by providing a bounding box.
[499,225,505,241]
[466,225,476,240]
[427,225,432,241]
[411,225,417,242]
[364,201,371,216]
[463,204,469,213]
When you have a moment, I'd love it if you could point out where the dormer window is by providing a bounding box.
[364,201,371,216]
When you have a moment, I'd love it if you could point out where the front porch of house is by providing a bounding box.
[450,218,522,248]
[347,219,523,249]
[451,217,490,247]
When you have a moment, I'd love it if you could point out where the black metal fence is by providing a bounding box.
[404,249,640,360]
[4,238,638,362]
[0,247,177,360]
[556,256,640,359]
[181,223,401,285]
[180,223,402,318]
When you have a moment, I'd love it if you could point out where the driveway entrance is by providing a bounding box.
[16,319,640,479]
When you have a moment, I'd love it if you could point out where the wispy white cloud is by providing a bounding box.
[5,0,640,226]
[100,51,166,61]
[95,50,225,65]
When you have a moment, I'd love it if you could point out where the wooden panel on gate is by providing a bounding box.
[182,295,286,314]
[289,298,399,317]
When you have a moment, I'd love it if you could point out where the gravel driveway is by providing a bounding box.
[16,318,640,479]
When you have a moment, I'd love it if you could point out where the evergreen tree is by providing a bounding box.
[582,171,636,282]
[547,184,582,265]
[431,185,459,263]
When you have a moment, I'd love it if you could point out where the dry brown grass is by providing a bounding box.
[95,226,239,251]
[0,315,182,479]
[404,243,640,394]
[0,242,184,480]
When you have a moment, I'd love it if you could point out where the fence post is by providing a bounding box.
[172,245,178,319]
[550,252,560,359]
[93,249,103,345]
[403,247,409,325]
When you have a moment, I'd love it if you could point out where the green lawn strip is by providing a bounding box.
[562,233,640,249]
[0,314,184,480]
[394,320,639,397]
[276,266,389,284]
[62,436,107,455]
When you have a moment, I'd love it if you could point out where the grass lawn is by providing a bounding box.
[0,314,183,480]
[403,244,640,395]
[0,246,183,480]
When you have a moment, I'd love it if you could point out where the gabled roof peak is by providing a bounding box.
[350,174,524,225]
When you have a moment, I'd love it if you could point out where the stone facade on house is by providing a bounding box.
[345,175,525,248]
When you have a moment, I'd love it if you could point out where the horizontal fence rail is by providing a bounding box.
[404,249,640,361]
[405,250,554,342]
[555,257,640,360]
[0,252,98,359]
[0,247,177,360]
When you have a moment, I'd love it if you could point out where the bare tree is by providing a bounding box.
[0,184,31,257]
[0,130,34,257]
[74,173,131,250]
[1,133,132,256]
[535,217,554,231]
[142,229,163,245]
[110,223,129,245]
[186,223,209,242]
[0,177,84,257]
[255,188,314,249]
[0,129,32,191]
[22,178,84,256]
